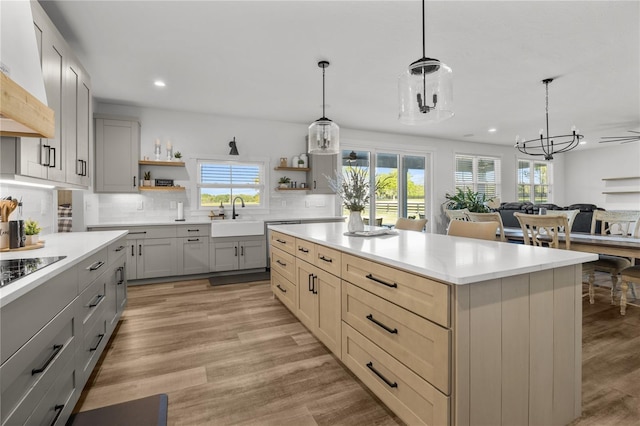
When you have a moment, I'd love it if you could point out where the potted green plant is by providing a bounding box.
[173,151,182,159]
[143,170,151,186]
[24,218,41,245]
[443,187,493,213]
[278,176,291,188]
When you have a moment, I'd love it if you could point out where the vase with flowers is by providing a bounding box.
[327,167,375,233]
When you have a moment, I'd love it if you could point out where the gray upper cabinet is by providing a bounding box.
[307,154,337,194]
[64,56,91,187]
[94,116,139,193]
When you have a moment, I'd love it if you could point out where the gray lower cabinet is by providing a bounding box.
[179,237,210,275]
[210,236,266,272]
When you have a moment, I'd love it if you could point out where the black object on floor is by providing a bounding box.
[209,271,271,286]
[67,394,168,426]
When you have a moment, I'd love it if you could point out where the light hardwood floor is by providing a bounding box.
[74,276,639,425]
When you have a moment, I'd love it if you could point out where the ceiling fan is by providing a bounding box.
[343,150,367,163]
[599,130,640,144]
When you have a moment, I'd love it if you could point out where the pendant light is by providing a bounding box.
[308,60,339,155]
[398,0,453,124]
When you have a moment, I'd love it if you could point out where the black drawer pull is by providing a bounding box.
[366,362,398,388]
[128,231,147,235]
[117,280,124,286]
[276,260,286,267]
[276,284,287,293]
[88,261,105,271]
[276,239,286,244]
[42,144,51,166]
[366,314,398,334]
[89,293,105,308]
[312,275,318,294]
[115,245,125,252]
[32,344,63,375]
[187,238,200,242]
[319,255,332,263]
[187,229,199,232]
[298,247,309,253]
[90,334,105,352]
[51,404,65,426]
[366,274,397,288]
[308,273,313,292]
[49,147,56,167]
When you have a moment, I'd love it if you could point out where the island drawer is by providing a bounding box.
[271,270,296,314]
[270,231,296,255]
[342,323,450,426]
[177,224,210,237]
[342,253,450,327]
[107,237,127,265]
[77,248,108,293]
[342,282,450,394]
[0,301,76,424]
[271,246,296,283]
[315,244,341,276]
[78,304,108,383]
[295,238,316,264]
[79,272,108,326]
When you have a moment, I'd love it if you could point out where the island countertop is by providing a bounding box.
[0,230,127,307]
[268,222,598,285]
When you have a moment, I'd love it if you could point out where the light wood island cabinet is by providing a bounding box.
[269,223,594,426]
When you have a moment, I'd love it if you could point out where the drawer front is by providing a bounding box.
[1,266,77,365]
[23,355,76,426]
[79,274,108,326]
[342,323,450,426]
[1,302,76,424]
[270,231,296,255]
[77,248,108,293]
[177,224,210,238]
[126,226,177,240]
[342,282,450,394]
[271,270,296,314]
[314,244,342,276]
[79,306,108,381]
[342,253,450,327]
[107,238,127,265]
[295,238,316,264]
[271,246,296,283]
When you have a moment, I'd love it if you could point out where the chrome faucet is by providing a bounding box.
[232,196,245,219]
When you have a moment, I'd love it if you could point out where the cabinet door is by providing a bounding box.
[95,118,139,193]
[239,238,266,270]
[116,264,127,315]
[308,154,337,194]
[179,237,210,275]
[125,240,138,281]
[315,268,342,357]
[65,59,91,187]
[296,261,317,332]
[211,241,239,272]
[139,238,177,278]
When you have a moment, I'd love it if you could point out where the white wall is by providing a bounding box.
[0,184,55,235]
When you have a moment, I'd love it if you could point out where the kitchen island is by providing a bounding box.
[268,222,597,426]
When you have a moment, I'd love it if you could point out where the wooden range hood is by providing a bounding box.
[0,72,54,139]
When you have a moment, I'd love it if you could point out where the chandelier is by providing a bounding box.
[515,78,583,160]
[398,0,453,124]
[308,61,339,155]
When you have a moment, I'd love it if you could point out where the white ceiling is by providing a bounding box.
[40,0,640,150]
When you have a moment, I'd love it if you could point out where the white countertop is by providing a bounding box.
[269,222,598,285]
[0,231,127,307]
[87,216,344,228]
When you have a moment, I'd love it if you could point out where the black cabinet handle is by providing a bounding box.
[49,147,56,167]
[31,344,63,375]
[77,159,83,175]
[139,244,142,256]
[131,245,135,257]
[319,255,332,263]
[128,231,147,235]
[366,274,397,288]
[115,245,125,252]
[116,266,124,284]
[276,284,287,293]
[42,144,51,166]
[133,176,137,187]
[89,293,105,308]
[82,159,88,176]
[276,260,286,267]
[298,247,309,253]
[51,404,65,426]
[276,239,286,244]
[313,180,317,189]
[241,246,244,256]
[366,362,398,388]
[187,229,199,232]
[312,275,318,294]
[90,334,105,352]
[366,314,398,334]
[187,238,199,242]
[88,261,104,271]
[308,273,313,292]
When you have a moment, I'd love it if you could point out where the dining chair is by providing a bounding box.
[465,212,506,241]
[445,208,470,222]
[583,210,640,306]
[513,212,570,249]
[395,217,427,232]
[447,220,500,241]
[363,217,383,226]
[544,209,580,232]
[619,266,640,315]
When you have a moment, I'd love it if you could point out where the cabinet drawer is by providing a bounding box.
[342,323,449,426]
[271,270,296,314]
[79,273,107,326]
[342,282,450,394]
[295,238,316,264]
[271,246,296,283]
[270,231,295,255]
[177,224,210,237]
[0,301,76,424]
[77,248,108,292]
[107,238,127,265]
[125,226,177,239]
[79,305,108,382]
[315,244,341,276]
[342,253,450,328]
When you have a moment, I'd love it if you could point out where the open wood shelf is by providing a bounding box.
[139,160,185,167]
[139,186,185,191]
[274,166,310,172]
[275,187,309,191]
[602,191,640,194]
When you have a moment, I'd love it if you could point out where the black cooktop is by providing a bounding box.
[0,256,67,288]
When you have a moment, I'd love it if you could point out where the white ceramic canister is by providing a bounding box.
[291,156,300,168]
[300,153,308,168]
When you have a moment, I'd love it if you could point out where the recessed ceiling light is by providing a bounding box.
[579,140,587,145]
[154,80,166,87]
[488,128,497,133]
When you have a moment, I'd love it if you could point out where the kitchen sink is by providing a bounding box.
[211,220,264,237]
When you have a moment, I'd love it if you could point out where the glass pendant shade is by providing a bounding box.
[398,58,453,124]
[308,118,339,155]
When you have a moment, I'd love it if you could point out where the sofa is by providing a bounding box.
[496,202,603,233]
